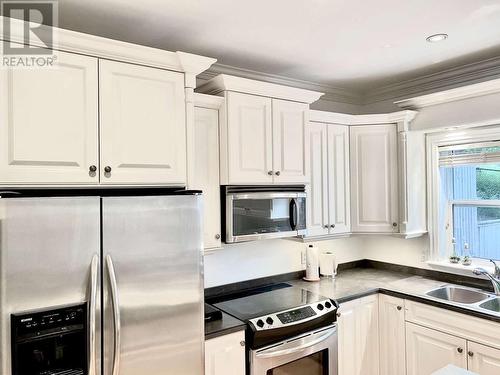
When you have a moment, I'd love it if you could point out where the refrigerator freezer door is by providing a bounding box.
[102,195,204,375]
[0,197,101,375]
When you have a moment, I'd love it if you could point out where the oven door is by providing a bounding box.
[250,325,338,375]
[226,192,306,243]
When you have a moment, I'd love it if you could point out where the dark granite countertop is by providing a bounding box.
[205,309,246,340]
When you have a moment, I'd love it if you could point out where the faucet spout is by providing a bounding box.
[473,267,500,296]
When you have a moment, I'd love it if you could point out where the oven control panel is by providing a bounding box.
[249,299,337,331]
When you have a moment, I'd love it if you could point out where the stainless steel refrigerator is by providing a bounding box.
[0,192,204,375]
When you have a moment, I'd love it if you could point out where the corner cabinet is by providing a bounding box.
[350,124,399,233]
[196,74,323,185]
[205,331,246,375]
[306,122,350,237]
[0,50,99,184]
[191,94,224,250]
[99,60,187,185]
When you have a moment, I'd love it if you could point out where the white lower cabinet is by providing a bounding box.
[378,294,406,375]
[205,331,245,375]
[406,322,467,375]
[468,341,500,375]
[338,294,379,375]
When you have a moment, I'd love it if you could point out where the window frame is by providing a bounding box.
[427,125,500,263]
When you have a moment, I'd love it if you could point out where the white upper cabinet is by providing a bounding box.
[305,121,350,238]
[0,50,99,184]
[225,92,273,184]
[99,60,186,185]
[350,124,399,233]
[327,125,350,234]
[306,122,329,236]
[272,99,309,184]
[192,95,223,250]
[197,74,323,185]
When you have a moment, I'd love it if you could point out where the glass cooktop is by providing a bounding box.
[213,283,325,321]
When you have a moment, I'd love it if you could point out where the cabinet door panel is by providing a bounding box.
[192,107,221,249]
[306,122,329,236]
[468,341,500,375]
[338,300,358,375]
[205,331,245,375]
[99,60,186,185]
[350,125,398,233]
[357,295,379,375]
[226,92,272,184]
[327,125,350,234]
[272,99,309,184]
[379,294,405,375]
[406,322,467,375]
[0,50,98,184]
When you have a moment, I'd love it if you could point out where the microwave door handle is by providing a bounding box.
[106,255,121,375]
[289,198,298,230]
[88,254,99,375]
[255,327,336,359]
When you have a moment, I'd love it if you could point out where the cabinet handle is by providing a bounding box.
[392,222,398,227]
[275,171,281,176]
[330,224,336,229]
[240,341,246,347]
[397,306,402,311]
[468,351,474,357]
[457,347,463,354]
[215,234,221,240]
[89,165,97,173]
[268,170,273,176]
[104,166,112,174]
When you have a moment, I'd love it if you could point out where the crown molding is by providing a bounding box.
[310,109,417,130]
[198,63,363,104]
[364,55,500,105]
[197,74,325,104]
[0,17,216,78]
[395,77,500,109]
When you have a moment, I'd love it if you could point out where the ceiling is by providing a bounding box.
[57,0,500,94]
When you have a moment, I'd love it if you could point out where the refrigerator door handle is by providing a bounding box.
[88,254,99,375]
[106,255,121,375]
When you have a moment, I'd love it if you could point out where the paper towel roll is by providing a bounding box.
[319,252,336,277]
[305,245,320,281]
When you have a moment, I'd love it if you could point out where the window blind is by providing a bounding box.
[439,141,500,167]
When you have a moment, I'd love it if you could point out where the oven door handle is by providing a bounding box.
[255,326,336,359]
[106,255,121,375]
[88,254,99,375]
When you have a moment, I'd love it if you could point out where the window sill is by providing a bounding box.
[427,260,495,277]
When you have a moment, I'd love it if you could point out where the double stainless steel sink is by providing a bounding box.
[425,285,500,314]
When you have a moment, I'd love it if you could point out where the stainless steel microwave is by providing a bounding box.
[222,186,307,243]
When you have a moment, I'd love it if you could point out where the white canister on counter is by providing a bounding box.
[304,244,320,281]
[319,252,337,278]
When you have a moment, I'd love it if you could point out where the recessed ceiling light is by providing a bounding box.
[426,33,448,43]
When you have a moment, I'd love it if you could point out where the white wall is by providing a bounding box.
[204,237,365,288]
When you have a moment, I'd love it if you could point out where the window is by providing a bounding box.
[438,141,500,261]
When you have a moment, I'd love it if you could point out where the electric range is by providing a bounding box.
[212,282,339,374]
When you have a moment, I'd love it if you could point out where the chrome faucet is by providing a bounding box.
[473,260,500,296]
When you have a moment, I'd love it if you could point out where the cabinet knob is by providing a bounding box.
[330,224,336,229]
[397,306,402,311]
[104,166,112,174]
[457,347,464,354]
[240,341,246,347]
[392,222,398,227]
[336,312,341,318]
[324,225,329,229]
[275,171,281,176]
[268,170,273,175]
[89,165,97,173]
[215,234,221,240]
[468,351,474,357]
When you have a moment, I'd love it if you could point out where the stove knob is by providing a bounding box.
[325,301,332,309]
[256,319,264,328]
[317,303,324,311]
[266,317,274,325]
